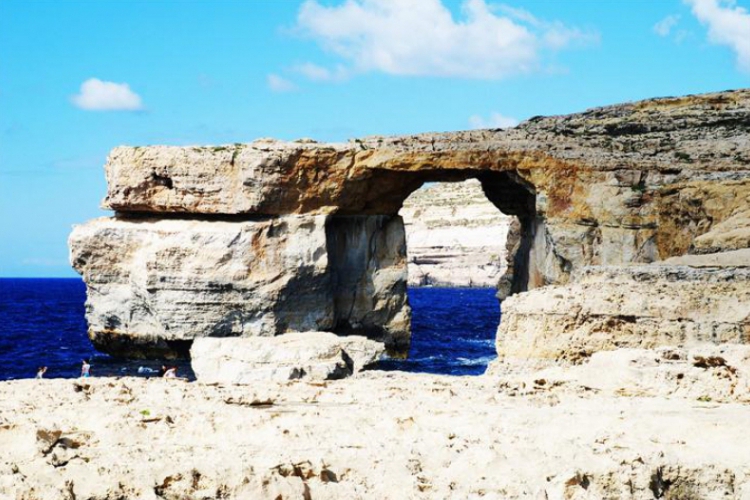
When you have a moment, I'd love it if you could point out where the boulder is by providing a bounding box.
[190,332,385,383]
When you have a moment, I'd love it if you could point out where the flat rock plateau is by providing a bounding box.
[2,88,749,498]
[3,361,750,500]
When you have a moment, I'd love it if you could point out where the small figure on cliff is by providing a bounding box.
[35,366,47,379]
[163,366,177,379]
[81,359,91,378]
[158,365,167,377]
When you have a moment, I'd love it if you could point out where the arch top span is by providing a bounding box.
[102,139,550,218]
[102,88,750,286]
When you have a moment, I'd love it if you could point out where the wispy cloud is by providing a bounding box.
[267,74,297,92]
[686,0,750,73]
[653,14,681,36]
[294,62,350,82]
[468,112,519,130]
[293,0,597,81]
[71,78,144,111]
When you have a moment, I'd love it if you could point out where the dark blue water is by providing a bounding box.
[0,279,499,380]
[378,287,500,375]
[0,278,192,380]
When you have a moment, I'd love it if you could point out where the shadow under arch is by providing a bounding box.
[324,167,541,358]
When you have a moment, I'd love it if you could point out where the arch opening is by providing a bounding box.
[375,173,533,375]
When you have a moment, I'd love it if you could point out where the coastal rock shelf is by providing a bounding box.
[493,258,750,364]
[2,374,750,499]
[70,88,750,358]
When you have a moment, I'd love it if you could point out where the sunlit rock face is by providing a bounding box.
[494,259,750,365]
[190,332,385,383]
[69,215,409,358]
[399,179,516,288]
[70,88,750,358]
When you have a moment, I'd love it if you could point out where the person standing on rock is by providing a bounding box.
[35,366,47,379]
[81,359,91,378]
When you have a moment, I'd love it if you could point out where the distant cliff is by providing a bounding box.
[400,179,515,288]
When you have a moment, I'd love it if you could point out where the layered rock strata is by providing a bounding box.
[492,207,750,366]
[70,88,750,357]
[70,215,409,358]
[494,259,750,364]
[399,179,515,287]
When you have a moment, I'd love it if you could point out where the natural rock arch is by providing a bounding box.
[70,89,750,359]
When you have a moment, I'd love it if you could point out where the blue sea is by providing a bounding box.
[0,279,499,380]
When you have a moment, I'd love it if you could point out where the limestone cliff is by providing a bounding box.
[493,258,750,365]
[70,88,750,358]
[399,179,515,287]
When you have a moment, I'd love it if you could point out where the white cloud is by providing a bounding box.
[295,0,596,80]
[295,62,350,82]
[686,0,750,72]
[71,78,143,111]
[653,14,681,36]
[267,74,297,92]
[468,112,519,129]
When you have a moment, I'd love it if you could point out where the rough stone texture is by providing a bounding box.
[664,248,750,267]
[190,332,385,383]
[325,216,410,350]
[2,373,750,499]
[399,179,515,287]
[71,88,750,358]
[101,89,750,289]
[497,216,523,299]
[692,209,750,254]
[69,215,409,358]
[494,257,750,364]
[491,344,750,404]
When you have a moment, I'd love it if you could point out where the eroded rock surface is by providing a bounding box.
[69,215,409,358]
[2,373,750,499]
[494,259,750,363]
[190,332,384,383]
[70,88,750,357]
[101,90,750,277]
[399,179,515,287]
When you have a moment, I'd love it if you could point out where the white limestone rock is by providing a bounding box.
[69,215,410,358]
[494,260,750,363]
[490,344,750,404]
[399,179,516,287]
[190,332,385,383]
[3,372,750,499]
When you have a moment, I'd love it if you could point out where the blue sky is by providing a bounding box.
[1,0,748,277]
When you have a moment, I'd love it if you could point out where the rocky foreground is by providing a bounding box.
[2,347,750,500]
